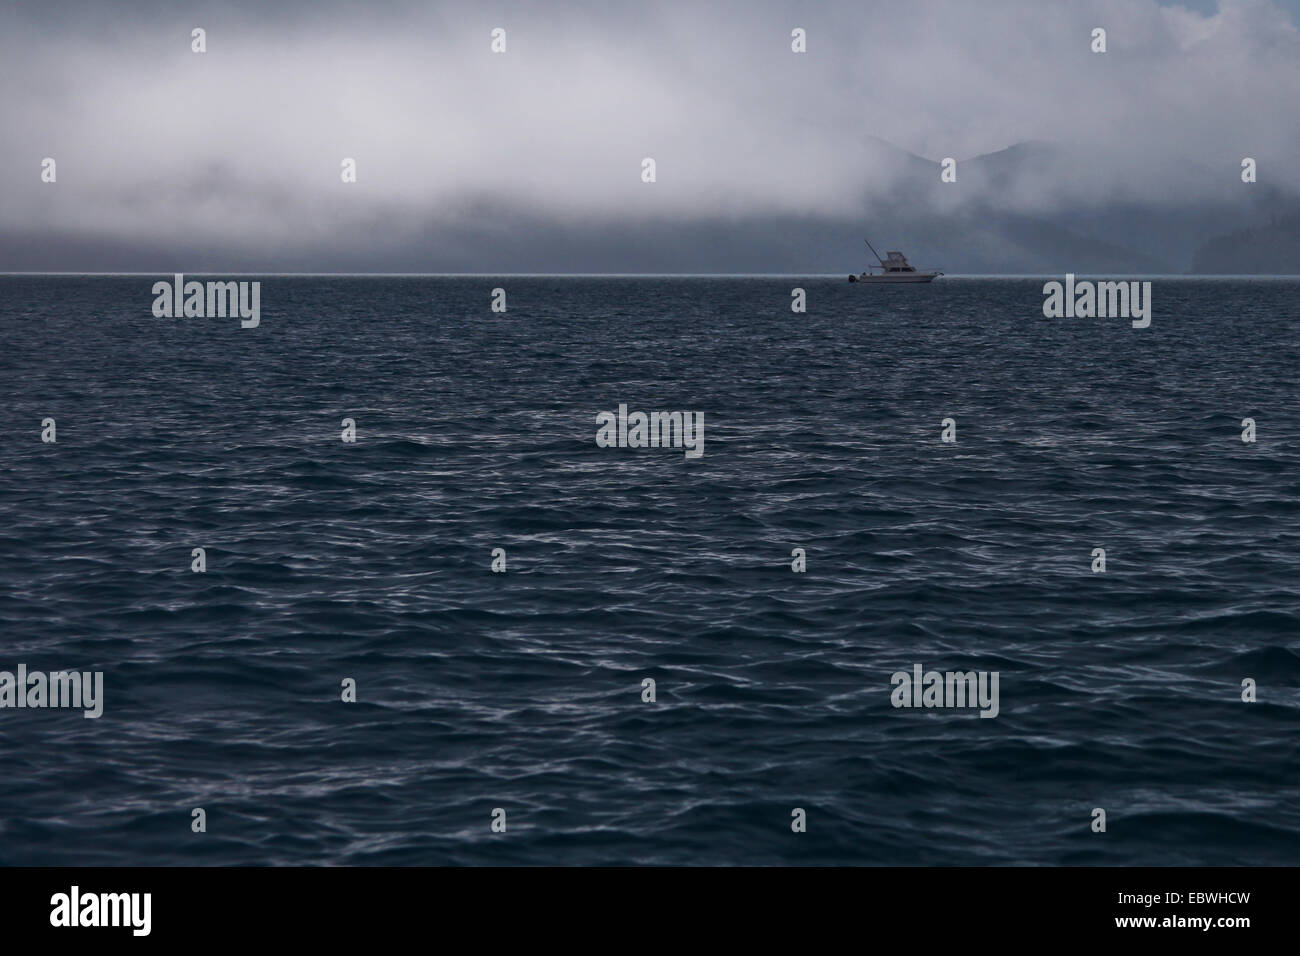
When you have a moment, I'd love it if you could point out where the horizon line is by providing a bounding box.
[3,272,1299,279]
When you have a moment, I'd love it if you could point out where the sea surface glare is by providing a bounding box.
[1,276,1298,865]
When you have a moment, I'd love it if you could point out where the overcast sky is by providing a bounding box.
[2,0,1297,270]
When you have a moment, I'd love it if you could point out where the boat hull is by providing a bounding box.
[849,272,942,283]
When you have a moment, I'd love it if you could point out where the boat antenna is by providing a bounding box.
[863,238,885,266]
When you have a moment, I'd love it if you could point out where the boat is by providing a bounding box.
[848,239,942,282]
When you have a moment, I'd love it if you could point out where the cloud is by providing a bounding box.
[1,0,1296,268]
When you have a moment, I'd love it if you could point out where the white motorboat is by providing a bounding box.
[849,239,943,282]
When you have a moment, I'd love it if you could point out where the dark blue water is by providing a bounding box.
[1,276,1298,865]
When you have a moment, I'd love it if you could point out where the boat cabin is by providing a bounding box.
[880,252,917,273]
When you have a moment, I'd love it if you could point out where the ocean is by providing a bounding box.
[1,275,1298,865]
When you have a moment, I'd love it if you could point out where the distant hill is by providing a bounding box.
[848,137,1280,275]
[2,136,1294,274]
[1191,211,1300,274]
